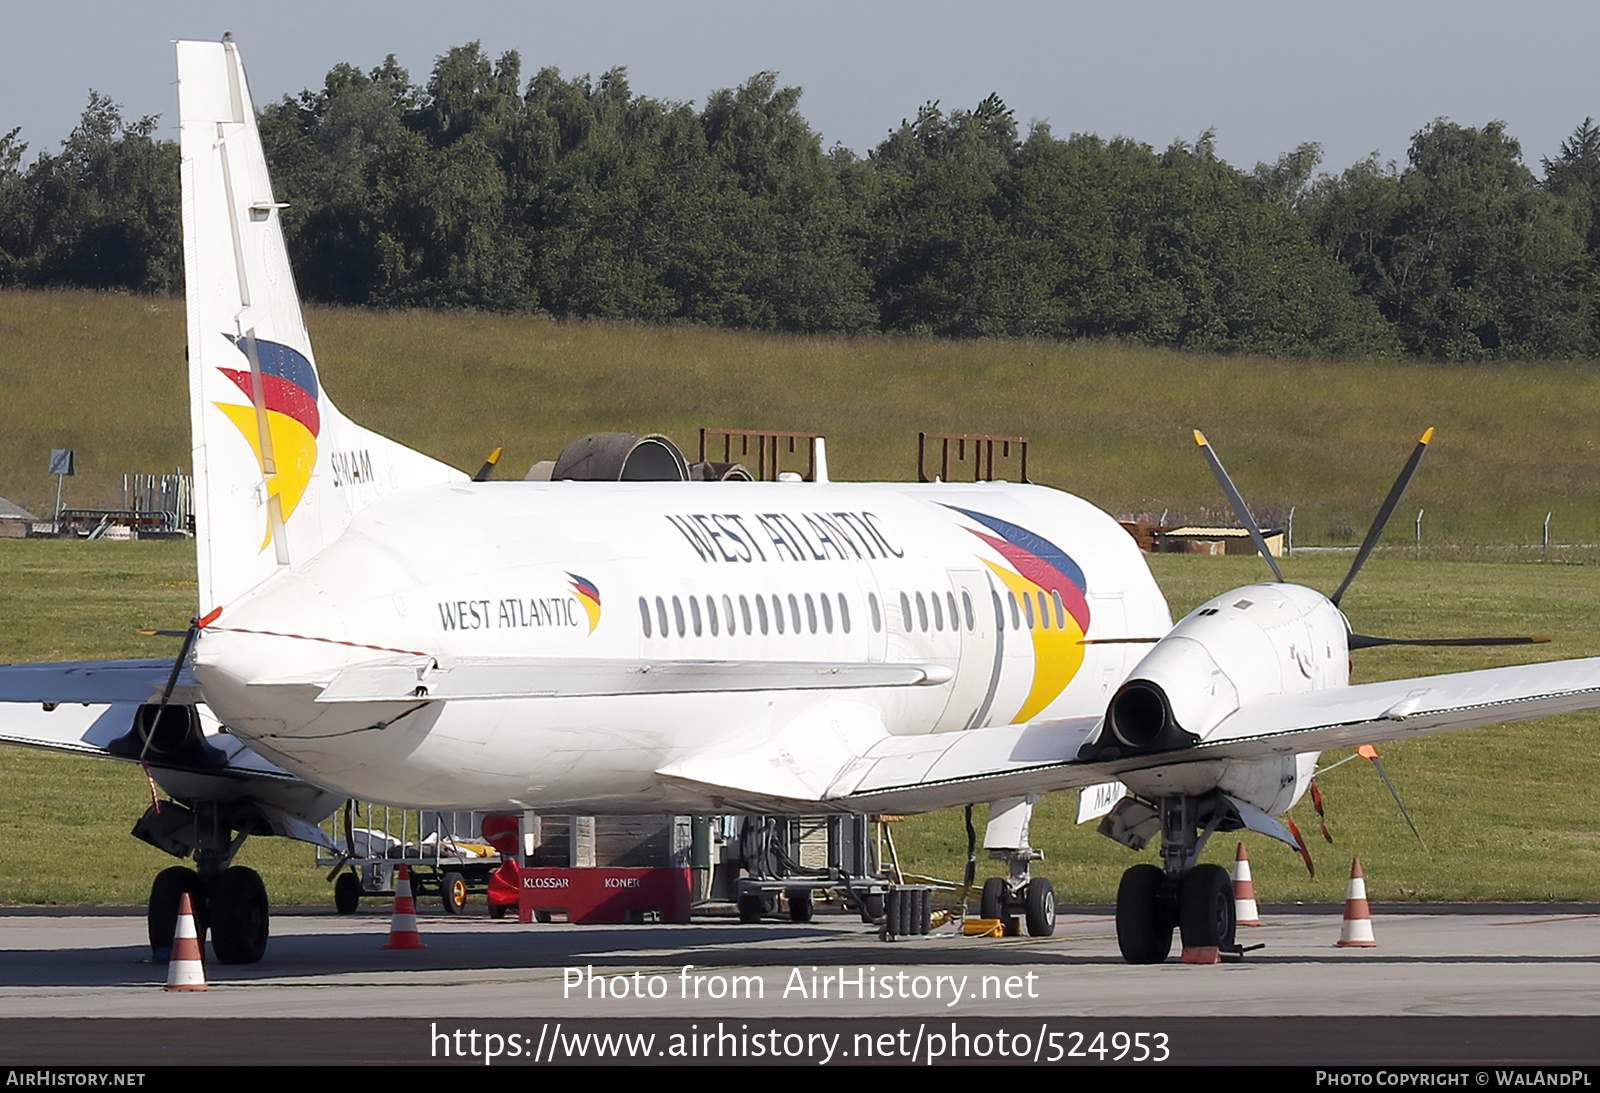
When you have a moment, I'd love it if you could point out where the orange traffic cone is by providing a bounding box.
[1233,842,1261,927]
[1336,858,1378,947]
[383,866,427,950]
[164,891,208,991]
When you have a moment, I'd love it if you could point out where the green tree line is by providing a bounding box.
[5,42,1600,359]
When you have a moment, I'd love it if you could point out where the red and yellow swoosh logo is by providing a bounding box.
[214,335,320,549]
[568,573,602,634]
[948,506,1091,722]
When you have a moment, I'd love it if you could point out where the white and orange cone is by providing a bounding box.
[1336,858,1378,947]
[164,891,208,991]
[1233,842,1261,927]
[383,865,427,950]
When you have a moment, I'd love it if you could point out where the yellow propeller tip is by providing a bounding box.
[487,447,503,464]
[1419,427,1434,444]
[1192,429,1208,447]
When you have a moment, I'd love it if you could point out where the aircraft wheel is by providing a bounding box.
[786,888,814,924]
[441,871,468,915]
[333,871,362,915]
[1025,878,1056,937]
[1115,863,1173,964]
[858,892,885,924]
[209,866,270,965]
[148,866,206,963]
[979,876,1007,920]
[737,893,767,923]
[1178,864,1235,951]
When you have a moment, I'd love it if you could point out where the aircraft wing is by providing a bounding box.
[0,660,340,844]
[662,657,1600,813]
[311,656,953,702]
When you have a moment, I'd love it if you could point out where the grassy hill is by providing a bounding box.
[6,288,1600,549]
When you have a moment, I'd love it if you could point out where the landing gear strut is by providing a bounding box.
[1112,794,1235,963]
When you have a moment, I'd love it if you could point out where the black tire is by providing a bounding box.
[333,871,362,915]
[148,865,206,962]
[980,876,1007,920]
[534,910,553,923]
[1024,877,1056,937]
[737,892,766,924]
[441,871,468,915]
[858,892,885,924]
[1178,864,1236,951]
[1116,863,1174,964]
[489,904,508,920]
[208,866,269,965]
[786,888,814,924]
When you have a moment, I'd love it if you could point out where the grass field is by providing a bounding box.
[7,288,1600,548]
[1,539,1597,908]
[3,287,1600,908]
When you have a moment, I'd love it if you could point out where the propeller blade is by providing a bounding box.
[1331,427,1433,607]
[473,447,504,483]
[1078,636,1164,645]
[1361,745,1427,851]
[138,628,191,638]
[1192,429,1285,582]
[1349,633,1550,650]
[1284,817,1315,878]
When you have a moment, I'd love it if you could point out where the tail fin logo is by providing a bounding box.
[946,506,1091,722]
[213,334,321,548]
[568,573,602,633]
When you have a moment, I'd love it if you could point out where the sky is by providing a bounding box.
[4,1,1600,180]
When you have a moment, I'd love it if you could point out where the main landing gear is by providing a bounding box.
[139,798,272,965]
[1113,795,1236,964]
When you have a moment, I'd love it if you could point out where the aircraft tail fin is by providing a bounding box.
[178,38,462,615]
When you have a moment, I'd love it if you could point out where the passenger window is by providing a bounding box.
[1052,590,1065,630]
[915,591,928,632]
[993,590,1005,630]
[757,595,770,635]
[1007,591,1021,630]
[1022,591,1034,629]
[771,594,784,634]
[788,593,801,634]
[656,596,669,636]
[948,592,960,631]
[820,593,833,633]
[672,595,686,637]
[740,594,753,635]
[962,591,974,631]
[805,593,818,634]
[638,597,652,638]
[1037,591,1050,630]
[869,593,881,633]
[838,593,851,634]
[931,592,943,631]
[704,595,717,637]
[723,594,736,635]
[899,592,912,634]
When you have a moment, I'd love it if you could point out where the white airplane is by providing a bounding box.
[4,37,1600,967]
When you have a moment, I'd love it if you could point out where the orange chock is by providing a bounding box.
[164,891,208,991]
[383,865,428,950]
[1336,858,1378,947]
[1233,842,1261,927]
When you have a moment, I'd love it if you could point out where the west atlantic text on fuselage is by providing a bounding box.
[666,512,903,564]
[437,597,582,631]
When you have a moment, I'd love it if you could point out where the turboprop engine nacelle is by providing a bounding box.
[1084,582,1350,761]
